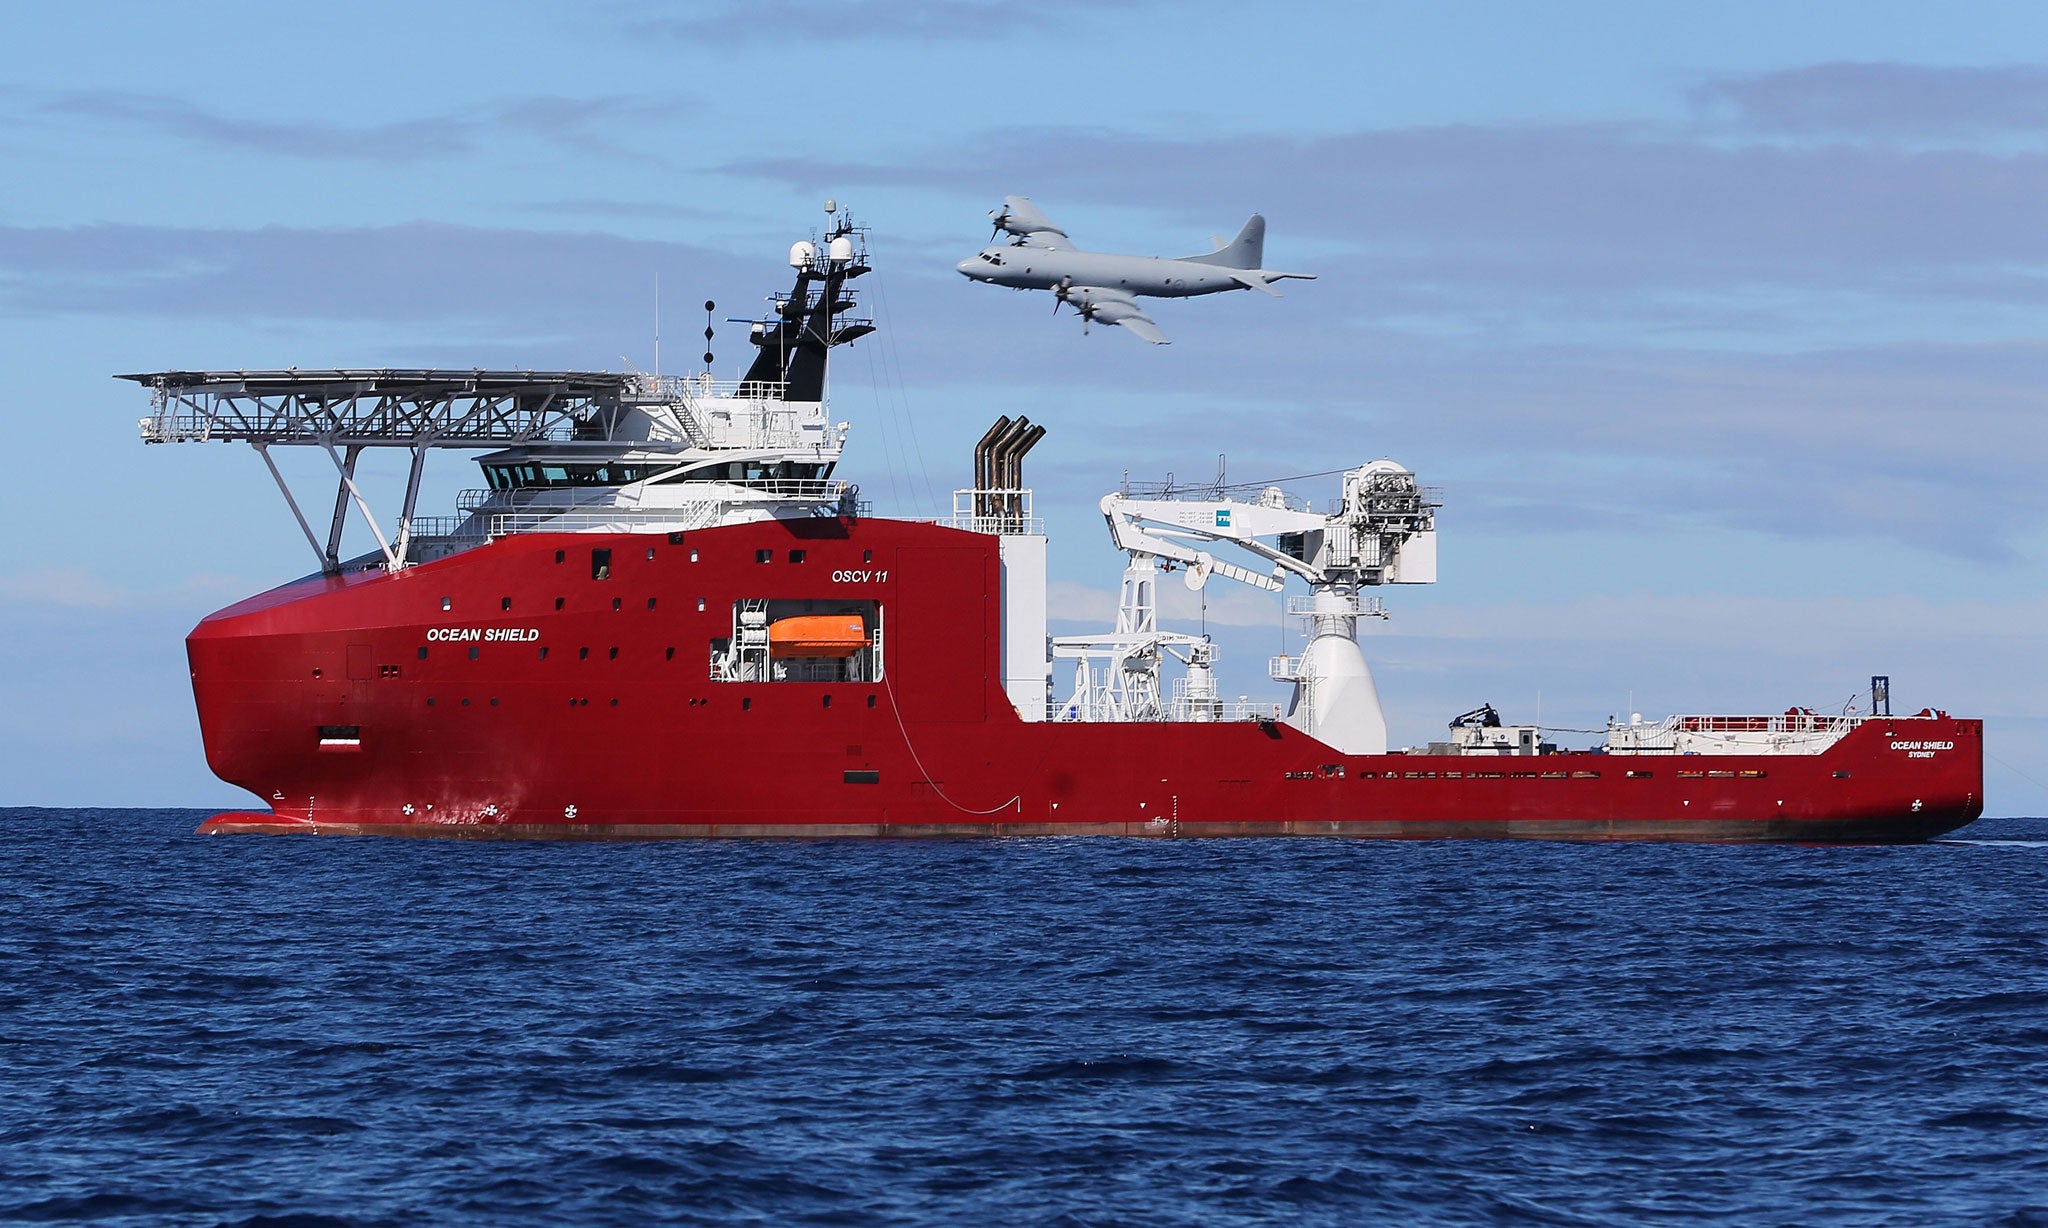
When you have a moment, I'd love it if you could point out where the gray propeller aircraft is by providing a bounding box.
[954,196,1315,344]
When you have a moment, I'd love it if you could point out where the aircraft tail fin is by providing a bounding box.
[1182,214,1265,269]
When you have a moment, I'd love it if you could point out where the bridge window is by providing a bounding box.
[481,462,663,490]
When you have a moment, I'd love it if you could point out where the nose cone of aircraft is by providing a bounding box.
[955,255,981,278]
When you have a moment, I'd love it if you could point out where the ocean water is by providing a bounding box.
[3,809,2045,1227]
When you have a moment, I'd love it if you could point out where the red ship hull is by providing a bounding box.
[187,518,1984,842]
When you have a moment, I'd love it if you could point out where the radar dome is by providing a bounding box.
[788,240,816,269]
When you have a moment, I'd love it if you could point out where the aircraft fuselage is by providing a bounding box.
[955,246,1242,298]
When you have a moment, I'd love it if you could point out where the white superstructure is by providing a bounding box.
[130,205,880,576]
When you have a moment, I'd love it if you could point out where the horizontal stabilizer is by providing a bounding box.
[1231,269,1316,296]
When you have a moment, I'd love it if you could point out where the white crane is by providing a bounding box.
[1053,461,1437,753]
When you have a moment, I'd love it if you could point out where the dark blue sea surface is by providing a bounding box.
[3,809,2046,1227]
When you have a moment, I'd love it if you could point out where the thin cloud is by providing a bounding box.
[0,567,252,611]
[1,216,2033,563]
[628,0,1144,44]
[730,122,2048,283]
[1692,62,2048,137]
[33,91,692,162]
[0,221,749,331]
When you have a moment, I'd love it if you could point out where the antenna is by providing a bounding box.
[654,273,661,379]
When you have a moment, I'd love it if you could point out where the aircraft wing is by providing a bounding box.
[991,196,1076,248]
[1057,285,1170,345]
[1015,233,1074,251]
[1116,314,1170,345]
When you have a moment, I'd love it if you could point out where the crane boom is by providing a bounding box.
[1056,461,1441,751]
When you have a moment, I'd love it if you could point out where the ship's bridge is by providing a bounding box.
[127,204,881,574]
[125,366,858,573]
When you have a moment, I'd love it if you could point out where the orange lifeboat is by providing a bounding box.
[767,614,868,658]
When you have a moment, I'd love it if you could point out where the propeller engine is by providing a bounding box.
[1054,283,1144,334]
[989,195,1067,243]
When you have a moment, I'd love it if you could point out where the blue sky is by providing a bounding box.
[2,0,2044,812]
